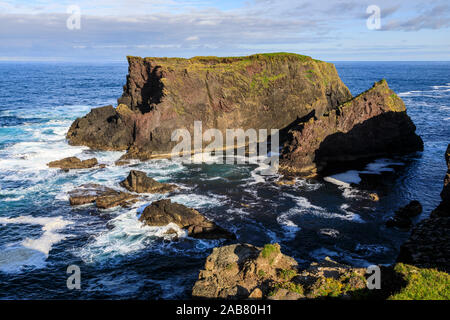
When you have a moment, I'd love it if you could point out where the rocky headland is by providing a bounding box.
[59,53,448,299]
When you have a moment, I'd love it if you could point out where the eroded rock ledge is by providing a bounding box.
[279,80,423,176]
[67,53,352,160]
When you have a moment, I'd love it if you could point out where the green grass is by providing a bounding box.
[388,264,450,300]
[278,269,297,281]
[128,52,318,64]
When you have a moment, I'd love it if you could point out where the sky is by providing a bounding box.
[0,0,449,62]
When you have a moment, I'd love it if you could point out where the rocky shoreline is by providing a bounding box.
[53,53,449,299]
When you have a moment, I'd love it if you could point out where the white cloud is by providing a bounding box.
[185,35,199,41]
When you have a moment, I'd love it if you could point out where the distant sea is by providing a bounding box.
[0,61,449,299]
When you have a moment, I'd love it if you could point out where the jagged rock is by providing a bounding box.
[139,199,234,240]
[192,244,367,300]
[397,217,450,273]
[192,243,298,299]
[67,105,135,151]
[280,80,423,176]
[398,145,450,272]
[432,144,450,218]
[295,257,367,299]
[67,53,352,160]
[68,183,138,209]
[48,157,99,170]
[120,170,177,193]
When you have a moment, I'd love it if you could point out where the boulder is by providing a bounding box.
[120,170,177,193]
[68,183,138,209]
[139,199,234,240]
[48,157,99,170]
[67,53,352,160]
[280,80,423,176]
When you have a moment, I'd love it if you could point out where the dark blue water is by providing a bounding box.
[0,61,448,299]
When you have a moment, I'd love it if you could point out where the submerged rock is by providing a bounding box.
[68,183,138,209]
[120,170,177,193]
[192,243,367,300]
[139,199,235,240]
[48,157,99,170]
[396,200,422,218]
[67,53,352,160]
[386,200,422,229]
[280,80,423,176]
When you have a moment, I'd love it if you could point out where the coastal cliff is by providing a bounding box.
[67,53,352,159]
[397,144,450,272]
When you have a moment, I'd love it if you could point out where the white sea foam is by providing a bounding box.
[0,216,72,273]
[77,210,187,263]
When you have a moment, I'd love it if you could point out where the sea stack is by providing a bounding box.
[67,53,352,160]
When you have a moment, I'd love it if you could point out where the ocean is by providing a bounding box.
[0,61,449,299]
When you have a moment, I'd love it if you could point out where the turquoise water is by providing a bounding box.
[0,61,449,299]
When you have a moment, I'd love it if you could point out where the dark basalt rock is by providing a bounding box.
[396,200,422,218]
[398,144,450,272]
[140,199,235,240]
[67,53,352,160]
[68,183,138,209]
[431,144,450,218]
[279,80,423,176]
[386,216,413,229]
[48,157,99,170]
[66,105,135,151]
[120,170,177,194]
[386,200,422,229]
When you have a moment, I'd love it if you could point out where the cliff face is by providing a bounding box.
[67,53,352,159]
[279,80,424,176]
[398,144,450,272]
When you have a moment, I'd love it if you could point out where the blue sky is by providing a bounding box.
[0,0,449,61]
